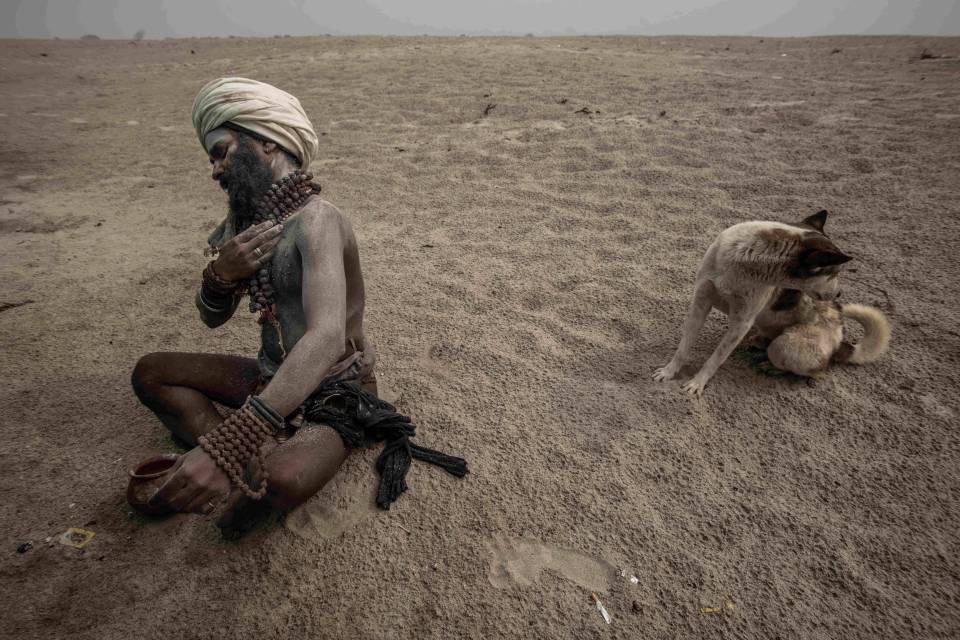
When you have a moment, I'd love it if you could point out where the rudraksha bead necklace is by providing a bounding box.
[244,169,319,314]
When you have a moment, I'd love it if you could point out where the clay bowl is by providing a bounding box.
[127,453,180,516]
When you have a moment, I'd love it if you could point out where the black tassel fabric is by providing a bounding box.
[300,381,468,510]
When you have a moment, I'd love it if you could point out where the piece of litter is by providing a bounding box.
[700,606,721,614]
[619,568,626,577]
[59,528,95,549]
[630,575,639,584]
[16,542,32,554]
[592,593,611,624]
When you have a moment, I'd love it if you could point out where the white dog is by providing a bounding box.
[653,210,852,395]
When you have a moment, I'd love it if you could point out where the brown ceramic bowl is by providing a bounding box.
[127,453,180,516]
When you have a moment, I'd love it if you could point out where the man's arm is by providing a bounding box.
[195,220,284,328]
[196,287,240,328]
[152,213,344,513]
[258,208,347,416]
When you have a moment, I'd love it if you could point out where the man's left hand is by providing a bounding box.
[152,447,232,514]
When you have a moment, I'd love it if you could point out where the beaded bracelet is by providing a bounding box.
[198,396,284,500]
[197,286,233,313]
[202,260,239,296]
[249,395,284,431]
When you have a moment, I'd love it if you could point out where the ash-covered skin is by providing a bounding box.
[131,123,372,520]
[255,197,368,380]
[202,127,369,387]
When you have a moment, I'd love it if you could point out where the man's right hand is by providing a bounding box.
[212,220,284,282]
[151,446,232,514]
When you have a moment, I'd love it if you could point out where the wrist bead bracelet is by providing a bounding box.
[202,260,238,296]
[198,396,284,500]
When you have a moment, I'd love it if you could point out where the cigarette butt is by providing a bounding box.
[592,593,611,624]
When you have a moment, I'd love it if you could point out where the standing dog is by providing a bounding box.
[753,290,890,377]
[653,210,851,395]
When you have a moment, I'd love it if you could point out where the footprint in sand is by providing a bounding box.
[486,537,615,593]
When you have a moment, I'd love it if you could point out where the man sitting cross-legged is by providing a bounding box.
[131,77,378,528]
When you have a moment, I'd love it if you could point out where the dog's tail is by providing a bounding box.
[837,304,891,365]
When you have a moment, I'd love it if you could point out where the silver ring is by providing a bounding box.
[254,247,263,258]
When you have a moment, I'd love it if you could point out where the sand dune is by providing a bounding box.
[1,35,959,639]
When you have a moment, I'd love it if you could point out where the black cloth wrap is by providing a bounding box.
[300,380,468,510]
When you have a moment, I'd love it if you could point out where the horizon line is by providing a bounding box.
[3,33,958,40]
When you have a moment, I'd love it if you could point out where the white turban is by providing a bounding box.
[191,77,319,169]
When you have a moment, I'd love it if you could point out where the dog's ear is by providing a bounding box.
[791,236,852,277]
[804,249,852,267]
[801,209,828,233]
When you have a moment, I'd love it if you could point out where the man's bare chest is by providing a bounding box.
[268,232,303,304]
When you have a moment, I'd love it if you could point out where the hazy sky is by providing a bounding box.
[3,0,959,38]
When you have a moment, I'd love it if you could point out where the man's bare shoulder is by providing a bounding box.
[299,197,348,226]
[292,197,355,244]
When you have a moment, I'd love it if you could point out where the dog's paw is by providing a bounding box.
[681,377,708,396]
[653,365,679,382]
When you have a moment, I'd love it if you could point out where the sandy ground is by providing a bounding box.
[1,35,959,639]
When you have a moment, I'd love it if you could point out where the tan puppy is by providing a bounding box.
[653,210,851,395]
[753,290,890,376]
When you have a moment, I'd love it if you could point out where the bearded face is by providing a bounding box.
[220,133,275,223]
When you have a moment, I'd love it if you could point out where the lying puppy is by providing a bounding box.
[753,290,890,377]
[653,210,851,395]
